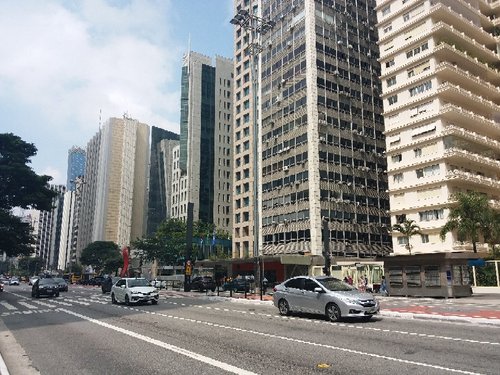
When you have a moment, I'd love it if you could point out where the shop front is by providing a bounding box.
[381,253,480,298]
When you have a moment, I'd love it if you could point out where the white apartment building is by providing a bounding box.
[376,0,500,255]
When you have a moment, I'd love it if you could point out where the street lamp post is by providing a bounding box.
[230,8,275,297]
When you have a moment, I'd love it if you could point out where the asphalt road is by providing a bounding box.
[1,284,499,375]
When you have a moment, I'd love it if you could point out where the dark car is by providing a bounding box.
[101,276,121,293]
[223,278,251,292]
[53,278,68,292]
[88,276,105,286]
[32,278,60,298]
[190,276,216,292]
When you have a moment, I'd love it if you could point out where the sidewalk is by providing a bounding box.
[160,289,500,325]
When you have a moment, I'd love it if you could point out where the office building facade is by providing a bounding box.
[171,52,233,232]
[232,0,391,262]
[77,116,150,253]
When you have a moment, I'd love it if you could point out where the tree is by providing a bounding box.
[80,241,121,274]
[392,219,421,255]
[440,192,492,253]
[0,133,57,257]
[18,256,43,276]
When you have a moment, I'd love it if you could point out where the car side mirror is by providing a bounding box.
[121,285,125,288]
[314,287,324,293]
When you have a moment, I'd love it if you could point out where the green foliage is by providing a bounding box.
[18,256,43,276]
[80,241,121,274]
[0,133,57,257]
[133,219,230,266]
[392,219,421,255]
[440,191,494,253]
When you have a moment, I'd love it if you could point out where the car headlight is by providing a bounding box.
[341,297,361,305]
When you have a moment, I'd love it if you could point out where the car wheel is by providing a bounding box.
[151,300,158,305]
[55,292,60,298]
[278,299,290,316]
[111,293,117,304]
[125,294,130,306]
[326,303,341,322]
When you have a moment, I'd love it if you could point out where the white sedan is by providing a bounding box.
[111,278,159,305]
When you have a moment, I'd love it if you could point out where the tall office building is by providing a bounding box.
[171,51,233,232]
[77,116,150,253]
[66,146,86,191]
[376,0,500,255]
[232,0,391,263]
[146,126,179,236]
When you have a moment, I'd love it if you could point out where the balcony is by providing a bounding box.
[443,147,500,170]
[442,123,500,152]
[452,241,490,252]
[445,169,500,189]
[438,82,500,115]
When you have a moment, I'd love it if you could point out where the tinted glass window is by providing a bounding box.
[39,279,57,285]
[116,280,125,287]
[304,279,319,291]
[284,278,303,289]
[318,278,356,291]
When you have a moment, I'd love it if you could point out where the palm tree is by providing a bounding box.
[392,219,421,255]
[440,191,491,253]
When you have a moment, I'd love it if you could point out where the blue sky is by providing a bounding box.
[0,0,234,184]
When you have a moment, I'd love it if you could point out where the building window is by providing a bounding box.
[424,266,440,287]
[393,173,404,183]
[397,236,408,245]
[388,95,398,105]
[383,23,393,34]
[409,80,432,96]
[419,209,444,221]
[421,234,429,243]
[381,5,391,16]
[391,154,402,163]
[388,267,403,287]
[406,266,422,287]
[385,59,395,68]
[387,76,397,87]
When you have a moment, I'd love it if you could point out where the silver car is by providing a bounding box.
[273,276,379,322]
[111,278,159,305]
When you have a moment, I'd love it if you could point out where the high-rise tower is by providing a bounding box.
[171,52,233,233]
[232,0,391,265]
[376,0,500,255]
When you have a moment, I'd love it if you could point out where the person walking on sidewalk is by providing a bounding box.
[379,276,388,296]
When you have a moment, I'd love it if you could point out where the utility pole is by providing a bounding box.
[322,218,331,276]
[184,202,194,292]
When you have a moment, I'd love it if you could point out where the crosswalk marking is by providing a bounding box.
[0,301,17,310]
[18,301,38,309]
[31,300,57,308]
[64,299,90,306]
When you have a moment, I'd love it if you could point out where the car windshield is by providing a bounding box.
[318,278,357,292]
[128,279,150,288]
[54,278,65,284]
[39,278,57,285]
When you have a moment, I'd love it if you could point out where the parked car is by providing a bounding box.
[111,278,159,305]
[32,278,60,298]
[101,276,121,293]
[9,277,20,286]
[222,277,250,292]
[189,276,216,292]
[273,276,379,322]
[53,278,68,292]
[88,276,105,286]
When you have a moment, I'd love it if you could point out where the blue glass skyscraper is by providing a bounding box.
[66,146,86,191]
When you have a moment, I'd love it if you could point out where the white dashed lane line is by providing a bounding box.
[162,301,500,347]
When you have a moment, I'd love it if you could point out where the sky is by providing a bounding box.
[0,0,234,185]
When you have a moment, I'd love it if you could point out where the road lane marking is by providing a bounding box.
[17,301,38,309]
[0,301,17,311]
[117,305,483,375]
[58,308,258,375]
[161,301,500,346]
[63,299,90,306]
[31,300,57,308]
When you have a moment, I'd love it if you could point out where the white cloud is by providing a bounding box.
[0,0,182,134]
[0,0,186,182]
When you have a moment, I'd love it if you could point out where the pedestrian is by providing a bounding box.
[380,275,388,296]
[358,277,366,292]
[347,275,353,285]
